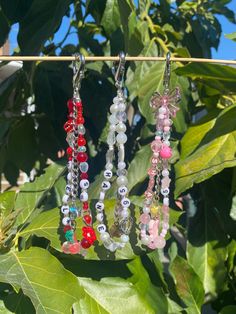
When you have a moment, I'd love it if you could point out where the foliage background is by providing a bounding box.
[0,0,236,313]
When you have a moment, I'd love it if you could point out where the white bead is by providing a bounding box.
[101,181,111,190]
[116,122,127,133]
[108,114,118,124]
[121,197,130,208]
[108,243,117,252]
[159,107,167,114]
[163,222,169,229]
[118,186,128,196]
[113,96,119,104]
[163,197,169,206]
[80,191,88,202]
[120,234,129,243]
[117,176,128,186]
[121,209,129,218]
[100,232,110,241]
[109,124,116,131]
[61,205,69,215]
[62,194,69,203]
[162,169,169,176]
[164,141,170,146]
[99,191,105,201]
[68,161,72,170]
[105,163,113,170]
[118,102,126,111]
[161,188,170,196]
[116,132,127,144]
[95,201,104,212]
[161,230,167,237]
[118,161,126,170]
[62,217,71,226]
[67,173,72,181]
[143,207,150,214]
[80,179,89,189]
[96,213,104,222]
[97,224,106,233]
[104,170,113,180]
[110,104,119,113]
[65,184,72,194]
[159,114,165,120]
[141,235,149,245]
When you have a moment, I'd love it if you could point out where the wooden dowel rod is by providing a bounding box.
[0,55,235,65]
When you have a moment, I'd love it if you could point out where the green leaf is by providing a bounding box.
[175,105,236,197]
[101,0,121,36]
[14,162,65,226]
[0,191,16,217]
[18,0,71,54]
[127,144,152,192]
[170,256,204,314]
[176,63,236,93]
[225,32,236,42]
[0,289,35,314]
[220,305,236,314]
[0,247,81,314]
[0,9,10,47]
[0,0,32,23]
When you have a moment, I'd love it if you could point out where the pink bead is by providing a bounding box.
[160,145,172,159]
[159,114,165,120]
[162,205,169,213]
[145,190,153,199]
[151,140,161,153]
[69,242,81,254]
[62,242,70,254]
[163,119,171,126]
[154,236,166,249]
[148,168,157,176]
[148,240,157,250]
[161,96,168,106]
[164,126,170,132]
[151,157,159,164]
[140,213,151,224]
[155,136,161,140]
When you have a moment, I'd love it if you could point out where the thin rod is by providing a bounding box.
[0,55,236,65]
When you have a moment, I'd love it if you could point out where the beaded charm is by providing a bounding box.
[94,52,132,252]
[61,54,96,255]
[139,52,181,249]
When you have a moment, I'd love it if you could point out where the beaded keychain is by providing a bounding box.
[94,52,133,252]
[139,52,181,249]
[61,54,96,255]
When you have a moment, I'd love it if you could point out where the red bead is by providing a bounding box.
[67,99,74,112]
[80,173,88,179]
[68,156,72,161]
[83,215,92,225]
[77,152,88,162]
[64,120,73,133]
[77,117,85,124]
[75,101,82,108]
[83,202,89,210]
[77,137,86,146]
[63,225,72,233]
[81,238,91,249]
[66,147,73,155]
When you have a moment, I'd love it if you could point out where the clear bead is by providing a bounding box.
[108,114,118,124]
[107,131,116,145]
[116,111,127,122]
[78,124,85,135]
[79,162,89,173]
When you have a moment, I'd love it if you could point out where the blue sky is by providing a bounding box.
[9,0,236,60]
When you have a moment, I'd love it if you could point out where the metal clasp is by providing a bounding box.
[163,51,171,92]
[73,53,85,97]
[112,51,126,89]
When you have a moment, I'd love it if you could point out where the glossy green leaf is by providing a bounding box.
[101,0,121,36]
[170,256,204,314]
[0,289,35,314]
[175,105,236,197]
[14,162,65,226]
[0,0,32,23]
[176,63,236,92]
[0,247,81,313]
[18,0,71,54]
[225,32,236,41]
[220,305,236,314]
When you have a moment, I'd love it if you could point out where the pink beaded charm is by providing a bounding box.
[160,145,172,159]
